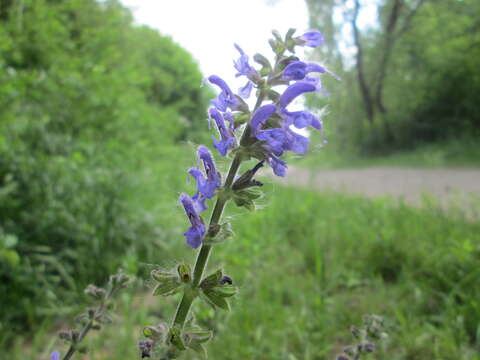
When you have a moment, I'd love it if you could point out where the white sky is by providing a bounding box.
[119,0,377,137]
[120,0,310,87]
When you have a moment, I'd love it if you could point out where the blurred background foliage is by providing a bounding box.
[0,0,479,358]
[0,0,210,339]
[306,0,480,158]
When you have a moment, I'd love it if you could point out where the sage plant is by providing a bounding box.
[336,315,388,360]
[51,272,130,360]
[141,28,336,359]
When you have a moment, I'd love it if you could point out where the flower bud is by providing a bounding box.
[200,270,222,289]
[362,343,376,353]
[138,339,154,358]
[84,285,106,300]
[168,327,186,351]
[350,325,361,339]
[219,275,233,285]
[177,263,192,283]
[143,322,168,340]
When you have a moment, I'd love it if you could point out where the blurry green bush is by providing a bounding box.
[0,0,209,339]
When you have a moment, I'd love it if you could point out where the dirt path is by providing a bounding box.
[264,166,480,213]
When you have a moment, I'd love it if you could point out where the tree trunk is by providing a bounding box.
[351,0,375,123]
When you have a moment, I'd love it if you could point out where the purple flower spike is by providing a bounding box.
[180,193,206,248]
[208,75,240,112]
[299,30,324,47]
[283,61,326,81]
[279,82,317,109]
[250,104,277,134]
[209,108,236,156]
[51,351,60,360]
[233,44,257,79]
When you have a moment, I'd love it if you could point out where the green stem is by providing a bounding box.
[171,154,242,327]
[62,287,115,360]
[170,90,266,332]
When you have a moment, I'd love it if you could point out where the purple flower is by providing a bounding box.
[189,145,221,212]
[256,128,287,156]
[298,30,324,47]
[192,191,207,213]
[208,75,240,112]
[283,61,326,81]
[250,104,277,135]
[284,128,310,154]
[180,193,206,248]
[285,110,322,130]
[209,108,236,156]
[50,351,60,360]
[268,155,287,177]
[279,82,317,109]
[233,44,257,79]
[239,81,253,99]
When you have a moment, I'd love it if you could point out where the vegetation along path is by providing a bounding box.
[265,166,480,214]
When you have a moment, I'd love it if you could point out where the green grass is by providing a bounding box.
[11,184,480,360]
[297,136,480,169]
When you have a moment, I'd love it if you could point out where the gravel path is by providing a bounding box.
[264,166,480,213]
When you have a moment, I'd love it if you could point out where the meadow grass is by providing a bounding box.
[297,136,480,169]
[12,180,480,360]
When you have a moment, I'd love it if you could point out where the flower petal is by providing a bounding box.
[279,82,316,109]
[239,81,253,99]
[250,104,277,133]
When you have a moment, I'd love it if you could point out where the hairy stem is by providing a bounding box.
[171,155,242,326]
[171,92,266,331]
[62,287,114,360]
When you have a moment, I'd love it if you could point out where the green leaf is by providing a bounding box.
[3,234,18,248]
[177,263,191,283]
[253,53,272,70]
[152,278,181,296]
[242,188,263,200]
[0,249,20,266]
[233,193,255,211]
[188,342,207,359]
[285,28,297,41]
[151,269,177,282]
[202,289,230,311]
[214,285,238,298]
[204,222,233,245]
[184,328,213,344]
[169,327,186,351]
[200,270,222,289]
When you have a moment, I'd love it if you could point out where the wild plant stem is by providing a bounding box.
[62,287,114,360]
[172,155,242,327]
[171,92,266,330]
